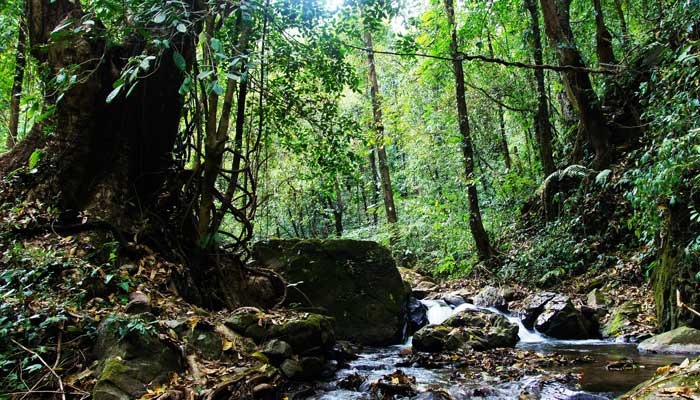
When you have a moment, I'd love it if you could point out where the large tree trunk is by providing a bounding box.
[540,0,612,169]
[593,0,617,69]
[443,0,495,262]
[364,30,398,225]
[0,0,191,227]
[653,193,700,332]
[7,9,26,149]
[525,0,556,176]
[368,150,380,225]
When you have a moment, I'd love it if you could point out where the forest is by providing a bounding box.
[0,0,699,398]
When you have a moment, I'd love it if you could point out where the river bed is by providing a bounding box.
[315,300,685,399]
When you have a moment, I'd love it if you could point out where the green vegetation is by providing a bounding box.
[0,0,698,396]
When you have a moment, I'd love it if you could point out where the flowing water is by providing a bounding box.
[315,300,686,399]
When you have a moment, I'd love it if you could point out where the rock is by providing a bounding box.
[407,296,429,334]
[398,267,435,288]
[473,286,508,311]
[587,288,609,309]
[638,326,700,353]
[413,309,518,352]
[253,239,409,345]
[332,340,359,363]
[518,292,556,329]
[337,373,366,390]
[622,358,700,399]
[602,301,641,338]
[92,316,183,400]
[499,287,517,302]
[412,325,463,352]
[412,281,439,299]
[441,292,466,307]
[125,291,151,314]
[225,309,263,333]
[252,383,276,400]
[261,339,293,364]
[280,357,324,380]
[444,309,519,350]
[535,295,594,339]
[372,370,416,398]
[269,313,335,355]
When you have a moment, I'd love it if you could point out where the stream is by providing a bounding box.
[316,300,685,399]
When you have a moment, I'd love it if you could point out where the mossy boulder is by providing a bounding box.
[517,292,556,329]
[639,326,700,354]
[268,313,335,355]
[621,358,700,399]
[413,309,518,352]
[602,301,641,338]
[92,315,183,400]
[252,239,409,345]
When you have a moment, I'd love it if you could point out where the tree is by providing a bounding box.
[364,28,398,225]
[525,0,556,176]
[7,4,25,149]
[539,0,612,169]
[442,0,495,262]
[593,0,617,69]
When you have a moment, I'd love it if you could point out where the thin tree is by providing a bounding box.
[525,0,556,176]
[7,9,26,149]
[443,0,495,261]
[363,29,398,225]
[593,0,617,69]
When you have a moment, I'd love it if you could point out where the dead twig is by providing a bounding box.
[11,339,66,400]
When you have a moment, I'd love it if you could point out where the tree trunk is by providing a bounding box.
[525,0,556,176]
[368,150,380,225]
[593,0,617,68]
[443,0,495,262]
[540,0,612,169]
[613,0,629,44]
[653,195,700,332]
[486,30,512,171]
[364,30,398,225]
[7,9,26,149]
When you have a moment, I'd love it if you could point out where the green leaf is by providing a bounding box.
[197,70,215,80]
[106,84,123,103]
[173,51,187,71]
[212,82,224,96]
[177,23,187,33]
[117,282,129,292]
[153,12,166,24]
[211,38,222,52]
[28,150,43,169]
[179,77,192,95]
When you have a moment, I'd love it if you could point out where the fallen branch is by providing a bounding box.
[677,289,700,318]
[11,339,66,400]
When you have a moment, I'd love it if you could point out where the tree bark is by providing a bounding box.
[593,0,617,68]
[486,31,512,171]
[364,30,398,225]
[443,0,495,262]
[540,0,612,169]
[525,0,556,176]
[612,0,629,44]
[7,10,26,149]
[368,150,380,225]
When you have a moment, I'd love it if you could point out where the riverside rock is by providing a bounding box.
[534,295,593,339]
[413,309,518,352]
[252,239,409,345]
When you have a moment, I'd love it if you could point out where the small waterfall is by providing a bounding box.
[420,299,548,343]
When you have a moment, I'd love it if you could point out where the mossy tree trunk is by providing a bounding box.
[653,197,700,331]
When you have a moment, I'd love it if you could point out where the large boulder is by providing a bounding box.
[535,295,594,339]
[92,315,183,400]
[413,309,518,352]
[252,239,409,345]
[638,326,700,354]
[518,292,556,329]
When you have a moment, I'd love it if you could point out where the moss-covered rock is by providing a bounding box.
[413,309,518,353]
[535,295,594,339]
[621,358,700,399]
[92,315,183,400]
[639,326,700,354]
[252,239,409,345]
[268,313,335,355]
[602,301,641,338]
